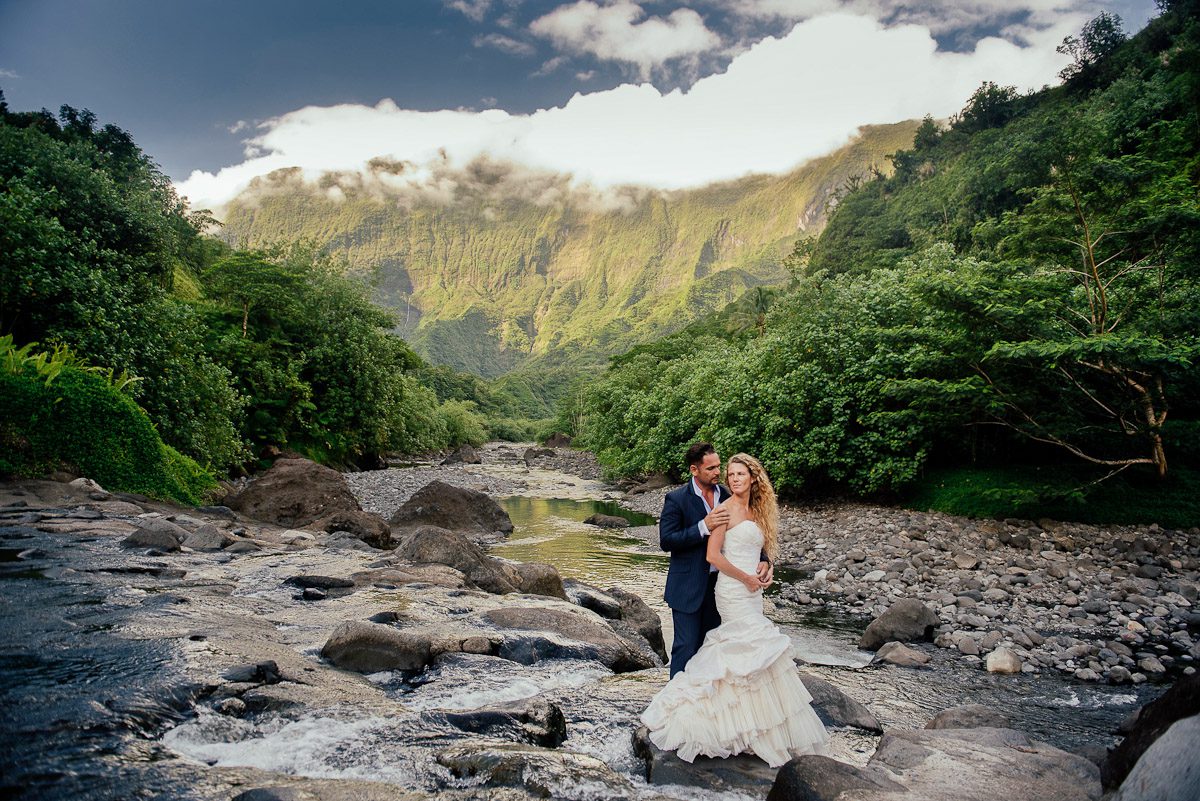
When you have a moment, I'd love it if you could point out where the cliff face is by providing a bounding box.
[221,121,920,375]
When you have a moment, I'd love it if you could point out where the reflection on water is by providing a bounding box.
[494,496,667,597]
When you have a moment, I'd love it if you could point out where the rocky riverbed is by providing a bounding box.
[2,443,1196,801]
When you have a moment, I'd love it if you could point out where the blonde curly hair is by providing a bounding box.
[727,453,779,561]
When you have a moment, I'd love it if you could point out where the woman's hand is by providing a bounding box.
[741,574,766,593]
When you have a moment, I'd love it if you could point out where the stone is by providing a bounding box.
[432,697,567,748]
[228,458,361,527]
[607,585,667,663]
[925,704,1009,730]
[953,553,980,570]
[987,647,1023,674]
[221,661,282,684]
[122,525,182,551]
[767,754,905,801]
[627,474,672,495]
[563,579,623,618]
[582,513,629,528]
[874,641,931,667]
[182,524,233,551]
[320,621,432,673]
[1137,656,1165,675]
[308,510,392,549]
[543,433,572,448]
[512,561,568,599]
[285,575,355,590]
[389,480,513,541]
[390,525,518,594]
[1102,674,1200,789]
[482,606,656,672]
[437,743,633,798]
[797,673,882,733]
[858,599,940,650]
[1112,715,1200,801]
[440,444,482,465]
[862,570,887,582]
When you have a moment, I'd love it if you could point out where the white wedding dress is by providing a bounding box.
[640,520,829,767]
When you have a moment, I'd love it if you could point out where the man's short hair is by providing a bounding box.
[685,442,716,467]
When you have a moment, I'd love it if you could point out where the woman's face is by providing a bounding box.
[727,461,753,495]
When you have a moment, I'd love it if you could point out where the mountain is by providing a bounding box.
[219,120,921,376]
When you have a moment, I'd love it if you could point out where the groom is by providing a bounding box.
[659,442,772,676]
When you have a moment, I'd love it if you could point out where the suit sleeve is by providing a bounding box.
[659,491,704,553]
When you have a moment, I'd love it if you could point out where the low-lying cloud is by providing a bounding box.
[177,12,1074,214]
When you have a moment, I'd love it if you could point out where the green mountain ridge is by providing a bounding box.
[220,121,921,375]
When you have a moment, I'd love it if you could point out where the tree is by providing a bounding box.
[1058,12,1127,83]
[204,250,302,337]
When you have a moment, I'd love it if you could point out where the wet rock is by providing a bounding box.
[859,599,939,650]
[874,641,931,667]
[563,579,623,618]
[607,585,667,662]
[122,525,183,551]
[440,444,482,465]
[925,704,1009,730]
[182,524,233,551]
[232,780,423,801]
[308,510,392,549]
[438,743,634,799]
[302,588,326,601]
[228,458,361,527]
[632,726,779,794]
[986,647,1023,674]
[389,480,513,542]
[286,575,356,591]
[1111,714,1200,801]
[391,525,517,594]
[627,474,672,495]
[864,727,1101,800]
[221,660,282,685]
[215,697,246,716]
[320,621,433,673]
[583,513,629,528]
[512,561,568,599]
[433,697,567,747]
[767,754,906,801]
[796,673,882,733]
[483,606,656,672]
[1102,674,1200,789]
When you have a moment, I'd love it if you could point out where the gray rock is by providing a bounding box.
[563,579,623,618]
[607,585,667,662]
[308,510,392,549]
[767,754,906,801]
[181,524,233,551]
[320,621,433,673]
[228,458,361,527]
[432,697,567,748]
[925,704,1009,730]
[987,647,1023,674]
[1112,715,1200,801]
[122,522,183,551]
[582,513,629,528]
[797,673,882,733]
[482,606,656,672]
[390,525,518,594]
[512,561,568,599]
[859,599,940,650]
[390,480,512,540]
[874,641,931,667]
[437,743,634,799]
[441,444,482,465]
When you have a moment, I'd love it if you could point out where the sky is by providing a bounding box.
[0,0,1159,213]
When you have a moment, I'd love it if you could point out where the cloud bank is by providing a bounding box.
[177,12,1075,213]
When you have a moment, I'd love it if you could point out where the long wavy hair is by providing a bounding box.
[727,453,779,561]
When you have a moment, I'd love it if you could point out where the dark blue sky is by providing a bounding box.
[0,1,1157,187]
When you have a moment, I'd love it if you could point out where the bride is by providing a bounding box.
[640,453,829,767]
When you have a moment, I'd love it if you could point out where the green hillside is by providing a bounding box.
[220,122,920,375]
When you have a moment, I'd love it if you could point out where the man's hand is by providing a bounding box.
[756,560,774,587]
[703,506,730,532]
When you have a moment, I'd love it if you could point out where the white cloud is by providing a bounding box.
[445,0,493,23]
[530,1,721,77]
[473,32,537,56]
[0,67,19,79]
[575,69,597,81]
[227,120,251,134]
[177,12,1073,213]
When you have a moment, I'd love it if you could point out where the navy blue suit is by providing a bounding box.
[660,480,730,676]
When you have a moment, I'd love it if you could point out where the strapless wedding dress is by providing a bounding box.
[640,520,829,767]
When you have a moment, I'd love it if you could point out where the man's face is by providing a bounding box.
[690,452,721,488]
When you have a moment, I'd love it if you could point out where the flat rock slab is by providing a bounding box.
[633,725,779,794]
[797,672,882,733]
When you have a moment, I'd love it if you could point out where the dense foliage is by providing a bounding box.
[1,338,214,504]
[571,4,1200,522]
[0,93,495,490]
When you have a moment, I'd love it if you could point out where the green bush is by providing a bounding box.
[0,363,215,504]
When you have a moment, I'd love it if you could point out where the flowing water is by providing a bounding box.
[0,464,1161,800]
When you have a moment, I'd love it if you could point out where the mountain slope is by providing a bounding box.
[220,121,920,375]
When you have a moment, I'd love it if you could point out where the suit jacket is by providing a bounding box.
[659,480,731,613]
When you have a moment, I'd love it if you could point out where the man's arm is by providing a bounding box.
[659,492,702,552]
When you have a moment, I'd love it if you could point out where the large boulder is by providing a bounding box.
[320,621,432,673]
[441,444,482,465]
[583,513,629,528]
[512,562,569,599]
[390,525,518,594]
[563,579,623,618]
[873,641,931,667]
[309,509,392,549]
[858,599,940,650]
[389,480,512,542]
[767,754,905,801]
[1111,714,1200,801]
[607,586,667,663]
[228,458,360,527]
[482,606,657,672]
[796,673,882,733]
[1102,674,1200,789]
